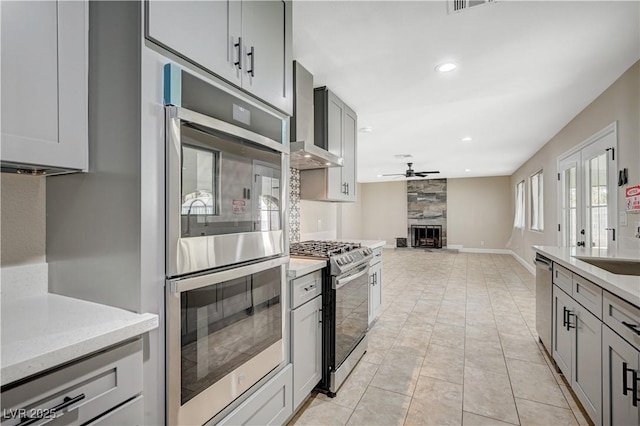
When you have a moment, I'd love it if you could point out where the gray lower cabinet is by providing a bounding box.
[1,340,143,426]
[368,249,383,325]
[0,0,88,173]
[552,284,602,425]
[146,0,292,114]
[216,364,293,426]
[291,295,323,409]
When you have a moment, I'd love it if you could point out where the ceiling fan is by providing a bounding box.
[381,162,440,178]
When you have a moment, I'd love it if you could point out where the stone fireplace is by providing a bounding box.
[407,178,447,248]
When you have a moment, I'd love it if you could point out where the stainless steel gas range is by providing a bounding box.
[290,241,373,396]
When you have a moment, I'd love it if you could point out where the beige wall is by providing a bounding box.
[1,174,46,266]
[510,61,640,264]
[359,181,408,244]
[447,176,512,250]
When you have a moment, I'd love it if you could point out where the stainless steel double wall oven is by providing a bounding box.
[164,67,289,426]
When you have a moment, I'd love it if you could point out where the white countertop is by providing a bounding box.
[533,245,640,307]
[288,258,327,279]
[1,265,159,385]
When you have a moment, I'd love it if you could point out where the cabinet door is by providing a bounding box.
[147,0,242,85]
[602,326,640,426]
[325,91,347,201]
[1,0,88,171]
[342,106,357,202]
[553,286,573,380]
[572,304,602,425]
[241,0,292,114]
[291,296,322,409]
[369,262,382,325]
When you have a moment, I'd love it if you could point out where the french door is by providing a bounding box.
[558,123,617,249]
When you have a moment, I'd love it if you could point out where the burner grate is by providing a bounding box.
[290,241,362,258]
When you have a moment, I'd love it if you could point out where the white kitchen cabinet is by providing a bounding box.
[1,340,143,426]
[291,295,323,409]
[300,88,357,202]
[552,284,603,425]
[368,248,383,325]
[290,270,323,410]
[0,0,88,173]
[553,285,574,377]
[146,0,292,114]
[602,325,640,426]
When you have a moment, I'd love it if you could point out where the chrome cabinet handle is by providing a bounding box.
[234,37,242,69]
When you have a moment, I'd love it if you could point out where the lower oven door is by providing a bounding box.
[166,256,287,426]
[333,264,370,370]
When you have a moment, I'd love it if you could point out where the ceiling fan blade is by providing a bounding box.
[416,171,440,174]
[381,173,405,176]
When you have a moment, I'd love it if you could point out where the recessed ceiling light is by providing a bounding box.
[465,168,471,172]
[325,162,331,166]
[376,174,383,177]
[435,62,457,73]
[359,127,373,133]
[462,136,472,142]
[303,154,312,158]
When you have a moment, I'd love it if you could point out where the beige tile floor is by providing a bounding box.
[291,249,591,426]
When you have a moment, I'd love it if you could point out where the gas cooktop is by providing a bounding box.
[290,241,372,275]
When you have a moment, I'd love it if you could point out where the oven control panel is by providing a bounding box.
[330,247,373,275]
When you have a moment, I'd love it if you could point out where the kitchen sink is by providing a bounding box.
[574,257,640,276]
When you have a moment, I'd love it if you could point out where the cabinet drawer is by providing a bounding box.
[217,364,292,426]
[86,395,142,426]
[370,247,383,266]
[291,270,322,309]
[1,340,142,426]
[573,274,602,319]
[603,290,640,351]
[553,263,573,295]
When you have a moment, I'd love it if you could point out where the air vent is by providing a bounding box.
[448,0,495,14]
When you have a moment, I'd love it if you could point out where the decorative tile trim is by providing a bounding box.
[289,168,301,243]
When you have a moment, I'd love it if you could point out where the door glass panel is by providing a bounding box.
[588,153,608,249]
[180,267,282,404]
[562,166,577,247]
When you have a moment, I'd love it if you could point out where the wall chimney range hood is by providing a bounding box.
[290,61,343,170]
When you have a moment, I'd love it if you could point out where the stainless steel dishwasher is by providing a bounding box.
[535,253,553,352]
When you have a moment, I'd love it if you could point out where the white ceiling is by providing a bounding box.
[292,0,640,182]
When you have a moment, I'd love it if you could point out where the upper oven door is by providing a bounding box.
[167,107,289,277]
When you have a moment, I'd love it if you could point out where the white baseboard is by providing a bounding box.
[457,247,513,254]
[510,250,536,275]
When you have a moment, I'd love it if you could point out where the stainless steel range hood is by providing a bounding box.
[290,62,343,170]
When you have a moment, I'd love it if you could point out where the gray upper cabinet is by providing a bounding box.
[146,0,242,86]
[1,0,88,173]
[300,88,357,202]
[146,0,292,115]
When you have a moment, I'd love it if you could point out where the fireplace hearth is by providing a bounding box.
[411,225,443,249]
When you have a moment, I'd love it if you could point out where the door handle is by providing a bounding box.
[562,307,568,328]
[566,310,576,330]
[622,362,639,406]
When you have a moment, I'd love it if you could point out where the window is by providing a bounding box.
[530,170,544,231]
[513,180,525,229]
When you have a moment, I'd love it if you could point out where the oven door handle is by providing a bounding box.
[333,266,369,290]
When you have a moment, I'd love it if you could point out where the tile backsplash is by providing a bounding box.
[289,168,300,243]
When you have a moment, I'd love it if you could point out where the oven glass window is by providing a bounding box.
[180,124,282,238]
[334,270,369,367]
[180,267,282,404]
